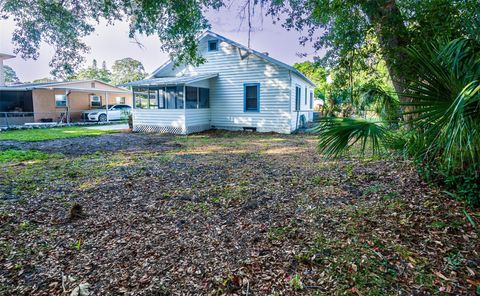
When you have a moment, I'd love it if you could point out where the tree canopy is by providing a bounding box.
[293,61,327,100]
[111,58,147,86]
[3,65,18,83]
[1,0,223,78]
[2,0,479,88]
[70,59,111,83]
[263,0,479,96]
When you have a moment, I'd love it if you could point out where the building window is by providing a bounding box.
[295,86,301,111]
[208,40,218,51]
[90,95,102,107]
[310,92,313,109]
[305,87,308,104]
[116,96,126,104]
[55,94,67,108]
[186,86,210,109]
[91,82,96,88]
[244,83,260,112]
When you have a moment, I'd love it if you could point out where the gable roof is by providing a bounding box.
[1,79,128,91]
[150,30,316,87]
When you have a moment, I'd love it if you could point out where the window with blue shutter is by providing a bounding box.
[244,83,260,112]
[310,92,313,109]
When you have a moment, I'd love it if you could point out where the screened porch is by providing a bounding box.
[127,73,217,134]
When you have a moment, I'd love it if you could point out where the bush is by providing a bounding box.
[312,38,480,207]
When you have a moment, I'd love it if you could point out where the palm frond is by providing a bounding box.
[310,117,392,158]
[402,38,480,173]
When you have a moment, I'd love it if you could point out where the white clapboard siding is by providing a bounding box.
[185,109,211,133]
[290,72,314,131]
[156,36,293,134]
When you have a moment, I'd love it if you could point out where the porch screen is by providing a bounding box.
[185,86,210,109]
[134,87,149,109]
[134,86,185,109]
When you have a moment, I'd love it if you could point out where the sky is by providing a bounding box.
[0,3,325,82]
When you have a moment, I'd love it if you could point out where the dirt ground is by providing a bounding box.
[0,133,181,156]
[0,131,479,295]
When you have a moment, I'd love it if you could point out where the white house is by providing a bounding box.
[127,31,315,134]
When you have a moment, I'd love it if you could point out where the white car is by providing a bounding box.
[82,105,132,122]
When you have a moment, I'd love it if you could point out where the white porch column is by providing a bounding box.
[65,89,70,124]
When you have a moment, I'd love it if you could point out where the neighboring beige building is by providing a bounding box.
[0,80,133,123]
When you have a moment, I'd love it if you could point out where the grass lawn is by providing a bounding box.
[0,131,479,295]
[0,126,117,141]
[0,149,61,163]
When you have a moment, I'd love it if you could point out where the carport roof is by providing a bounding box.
[122,73,219,87]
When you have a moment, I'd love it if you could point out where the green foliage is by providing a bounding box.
[0,126,116,142]
[358,84,400,121]
[311,117,392,158]
[111,58,147,86]
[3,65,18,83]
[312,38,480,206]
[293,61,327,99]
[289,274,303,290]
[0,149,59,163]
[1,0,224,78]
[70,59,111,82]
[402,38,480,172]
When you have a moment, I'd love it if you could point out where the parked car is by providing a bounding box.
[81,105,132,122]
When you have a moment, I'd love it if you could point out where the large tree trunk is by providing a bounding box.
[362,0,410,101]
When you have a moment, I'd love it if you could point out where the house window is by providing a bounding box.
[90,95,102,107]
[186,86,210,109]
[91,82,96,88]
[244,83,260,112]
[295,86,301,111]
[305,87,308,105]
[55,94,67,108]
[310,92,313,109]
[116,96,126,104]
[208,40,218,51]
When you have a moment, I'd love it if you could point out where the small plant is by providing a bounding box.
[312,175,334,186]
[19,221,31,231]
[289,274,303,290]
[267,226,294,241]
[72,239,82,251]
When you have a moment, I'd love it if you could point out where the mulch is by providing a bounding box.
[0,131,478,295]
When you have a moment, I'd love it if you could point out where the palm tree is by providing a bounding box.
[312,38,480,205]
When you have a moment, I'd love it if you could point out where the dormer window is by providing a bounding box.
[208,40,218,51]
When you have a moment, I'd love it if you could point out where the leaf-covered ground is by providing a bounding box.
[0,131,479,295]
